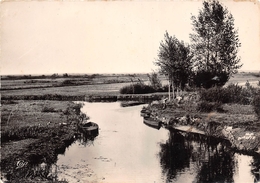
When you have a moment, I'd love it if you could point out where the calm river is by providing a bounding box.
[56,102,259,183]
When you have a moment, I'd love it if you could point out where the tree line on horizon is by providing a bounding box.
[156,0,242,100]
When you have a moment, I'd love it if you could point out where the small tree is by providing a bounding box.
[147,72,162,91]
[51,73,58,79]
[190,0,242,88]
[156,31,193,100]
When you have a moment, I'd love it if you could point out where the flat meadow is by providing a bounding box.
[226,71,260,87]
[1,72,259,97]
[1,73,151,96]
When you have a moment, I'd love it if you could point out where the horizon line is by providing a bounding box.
[1,69,260,77]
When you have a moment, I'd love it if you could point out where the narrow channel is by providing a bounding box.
[55,102,259,183]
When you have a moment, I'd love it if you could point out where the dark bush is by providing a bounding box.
[193,71,229,89]
[42,106,56,113]
[61,79,74,86]
[199,82,257,105]
[43,94,63,100]
[147,72,162,90]
[225,83,243,103]
[120,83,155,94]
[72,103,84,115]
[251,73,260,78]
[197,101,222,112]
[199,87,230,103]
[239,81,257,105]
[253,93,260,119]
[158,84,172,92]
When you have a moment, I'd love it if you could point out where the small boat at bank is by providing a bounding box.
[140,108,151,117]
[78,122,99,135]
[143,117,162,130]
[141,112,150,118]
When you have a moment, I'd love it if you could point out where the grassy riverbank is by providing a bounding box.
[1,100,83,182]
[144,93,260,155]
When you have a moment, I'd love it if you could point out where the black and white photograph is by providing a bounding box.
[1,0,260,182]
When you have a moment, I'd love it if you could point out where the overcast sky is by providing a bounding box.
[1,0,259,75]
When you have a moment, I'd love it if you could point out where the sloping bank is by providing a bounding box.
[0,100,84,183]
[143,101,260,155]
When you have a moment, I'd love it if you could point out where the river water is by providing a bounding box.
[56,102,260,183]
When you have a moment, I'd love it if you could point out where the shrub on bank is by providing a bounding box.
[42,106,56,112]
[199,87,230,103]
[199,82,258,105]
[119,83,172,94]
[197,101,222,112]
[253,94,260,119]
[120,83,155,94]
[193,71,229,88]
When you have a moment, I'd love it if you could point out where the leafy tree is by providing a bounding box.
[190,0,242,88]
[147,72,162,91]
[51,73,58,79]
[156,31,193,100]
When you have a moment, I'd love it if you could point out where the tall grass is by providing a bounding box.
[196,101,223,112]
[119,82,170,94]
[1,126,50,143]
[120,83,156,94]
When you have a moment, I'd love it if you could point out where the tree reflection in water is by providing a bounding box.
[77,131,99,147]
[251,155,260,182]
[159,129,235,183]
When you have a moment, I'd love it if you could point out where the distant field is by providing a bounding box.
[0,73,153,96]
[1,72,259,97]
[1,74,149,90]
[226,71,260,87]
[1,82,128,96]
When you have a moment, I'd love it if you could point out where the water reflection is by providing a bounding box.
[77,131,99,147]
[54,102,259,183]
[251,155,260,182]
[159,129,240,183]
